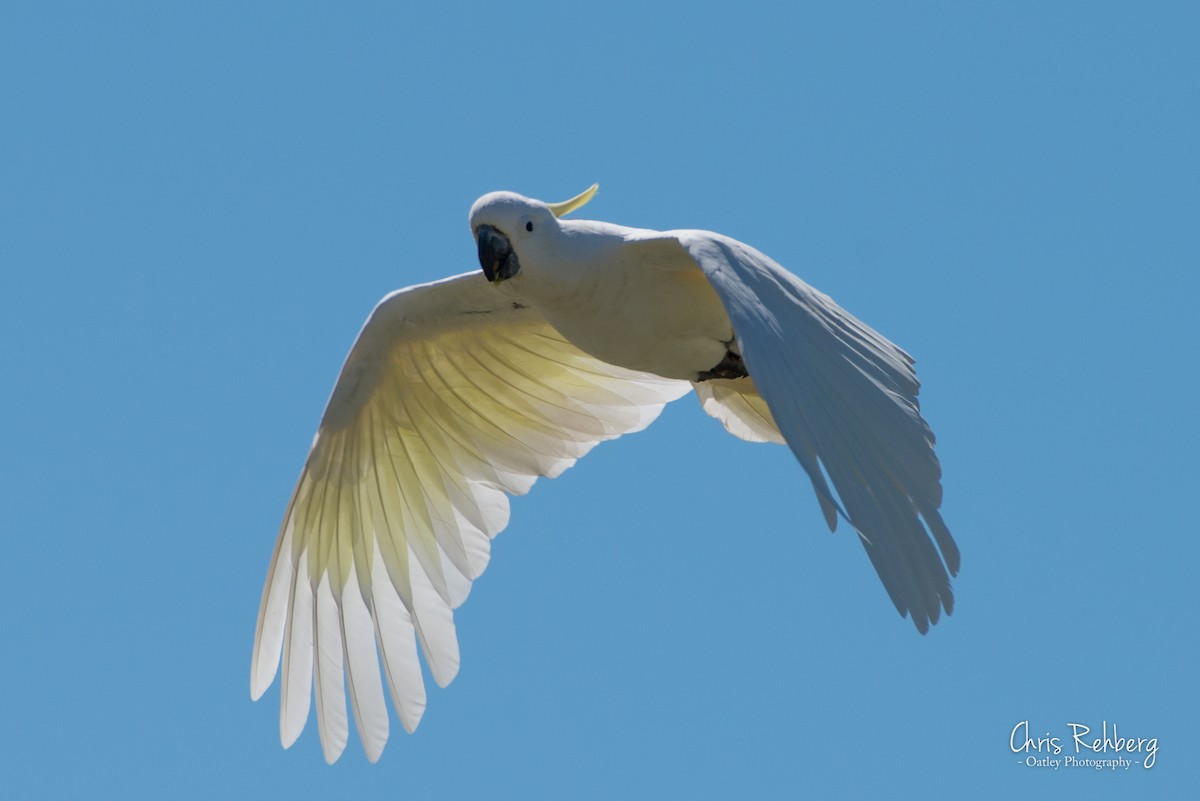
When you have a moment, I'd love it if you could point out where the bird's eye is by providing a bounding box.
[525,221,534,232]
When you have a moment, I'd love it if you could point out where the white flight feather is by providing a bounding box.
[251,271,689,761]
[672,230,959,631]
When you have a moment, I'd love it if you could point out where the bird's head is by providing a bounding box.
[469,184,598,285]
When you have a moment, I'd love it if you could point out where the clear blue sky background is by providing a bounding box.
[3,2,1196,799]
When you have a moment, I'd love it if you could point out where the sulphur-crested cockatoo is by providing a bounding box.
[251,185,959,763]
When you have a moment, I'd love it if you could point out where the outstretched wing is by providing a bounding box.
[672,231,959,633]
[251,272,690,763]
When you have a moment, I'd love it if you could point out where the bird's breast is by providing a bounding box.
[516,239,734,381]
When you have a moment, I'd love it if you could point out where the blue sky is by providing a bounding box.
[3,1,1196,798]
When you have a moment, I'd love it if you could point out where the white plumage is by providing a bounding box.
[251,186,959,762]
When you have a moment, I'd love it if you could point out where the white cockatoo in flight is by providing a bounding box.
[251,185,959,763]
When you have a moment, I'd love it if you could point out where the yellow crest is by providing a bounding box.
[546,183,599,218]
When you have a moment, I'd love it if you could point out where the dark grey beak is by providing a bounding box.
[475,224,521,284]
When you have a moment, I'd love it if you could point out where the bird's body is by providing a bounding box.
[252,186,959,763]
[479,199,735,381]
